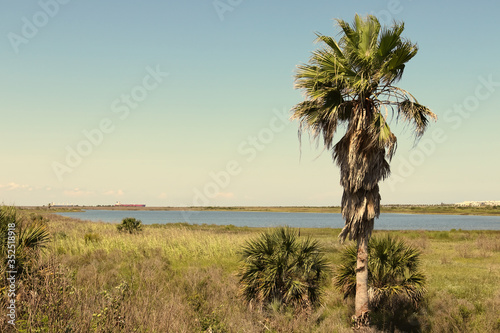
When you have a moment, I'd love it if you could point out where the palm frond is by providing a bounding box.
[18,221,50,251]
[314,33,345,59]
[0,206,17,251]
[398,100,437,139]
[383,41,418,82]
[377,23,405,59]
[373,112,397,160]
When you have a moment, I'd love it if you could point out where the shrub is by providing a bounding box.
[0,206,50,278]
[238,226,329,311]
[334,235,426,331]
[117,217,143,234]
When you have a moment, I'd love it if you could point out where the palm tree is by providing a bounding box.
[292,14,436,326]
[334,236,426,331]
[238,226,329,311]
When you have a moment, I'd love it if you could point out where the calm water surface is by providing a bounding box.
[56,210,500,231]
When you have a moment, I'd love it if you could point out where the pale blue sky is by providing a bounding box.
[1,0,499,206]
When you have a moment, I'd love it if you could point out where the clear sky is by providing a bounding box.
[1,0,499,207]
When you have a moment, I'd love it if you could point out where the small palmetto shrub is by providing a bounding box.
[334,235,426,331]
[238,226,329,311]
[0,206,50,278]
[116,217,143,234]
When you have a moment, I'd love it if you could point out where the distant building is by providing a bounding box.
[115,201,146,207]
[50,202,79,208]
[456,201,500,207]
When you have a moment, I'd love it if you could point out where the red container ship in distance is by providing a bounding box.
[115,202,146,207]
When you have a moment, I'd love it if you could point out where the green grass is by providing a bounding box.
[2,210,500,332]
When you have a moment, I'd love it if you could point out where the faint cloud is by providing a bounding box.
[0,182,30,191]
[103,189,124,196]
[63,188,93,197]
[158,192,167,199]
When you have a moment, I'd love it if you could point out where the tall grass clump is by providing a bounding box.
[335,235,427,331]
[238,226,330,312]
[84,232,102,244]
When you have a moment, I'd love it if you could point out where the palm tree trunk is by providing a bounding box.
[354,229,370,327]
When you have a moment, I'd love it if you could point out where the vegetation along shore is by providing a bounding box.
[36,204,500,216]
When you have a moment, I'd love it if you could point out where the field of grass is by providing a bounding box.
[2,210,500,332]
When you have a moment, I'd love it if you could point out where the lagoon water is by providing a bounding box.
[56,210,500,231]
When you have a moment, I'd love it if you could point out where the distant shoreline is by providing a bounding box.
[22,205,500,216]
